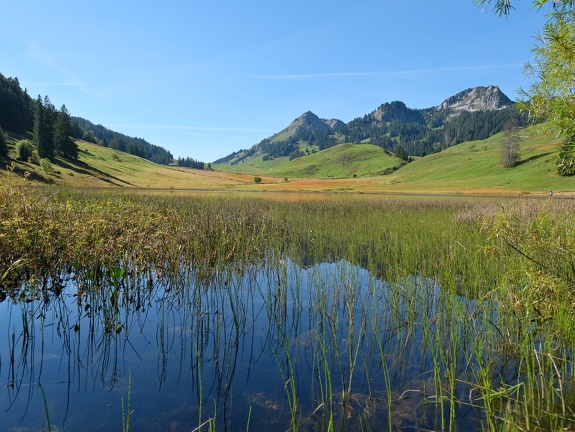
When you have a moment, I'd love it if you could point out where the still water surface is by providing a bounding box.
[1,258,482,431]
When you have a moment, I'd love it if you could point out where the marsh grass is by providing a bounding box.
[1,186,575,430]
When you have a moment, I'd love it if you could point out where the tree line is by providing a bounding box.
[72,117,175,165]
[176,157,210,169]
[0,72,195,166]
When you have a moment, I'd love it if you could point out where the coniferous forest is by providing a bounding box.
[0,72,176,166]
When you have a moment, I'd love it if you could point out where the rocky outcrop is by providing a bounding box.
[437,85,513,113]
[323,118,345,130]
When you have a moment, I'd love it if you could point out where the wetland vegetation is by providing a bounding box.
[1,186,575,431]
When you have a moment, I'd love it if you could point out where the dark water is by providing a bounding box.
[0,259,482,431]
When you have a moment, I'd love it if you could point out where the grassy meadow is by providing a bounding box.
[1,123,573,196]
[1,185,575,430]
[211,144,402,179]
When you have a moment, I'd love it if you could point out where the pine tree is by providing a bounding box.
[33,95,54,159]
[54,104,78,159]
[0,125,7,156]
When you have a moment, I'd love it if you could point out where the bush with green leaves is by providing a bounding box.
[40,158,54,173]
[254,176,262,184]
[16,139,35,162]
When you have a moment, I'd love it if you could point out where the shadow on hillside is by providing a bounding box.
[56,158,136,186]
[516,152,553,166]
[2,159,52,184]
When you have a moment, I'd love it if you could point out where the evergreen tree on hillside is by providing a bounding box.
[33,95,54,159]
[0,125,7,156]
[177,157,205,169]
[0,74,34,133]
[395,145,408,161]
[43,95,56,142]
[126,143,145,158]
[54,105,78,159]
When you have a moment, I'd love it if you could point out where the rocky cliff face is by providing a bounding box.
[323,118,345,130]
[437,85,513,113]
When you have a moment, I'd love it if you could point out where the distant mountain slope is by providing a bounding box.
[73,116,174,165]
[215,85,524,166]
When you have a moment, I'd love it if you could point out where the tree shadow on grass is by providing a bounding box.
[516,152,553,166]
[56,157,136,186]
[2,159,52,184]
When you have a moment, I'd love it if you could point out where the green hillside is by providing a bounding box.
[213,144,403,178]
[0,135,256,189]
[381,124,567,194]
[1,124,573,195]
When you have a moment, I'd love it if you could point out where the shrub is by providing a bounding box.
[16,139,35,162]
[254,176,262,184]
[40,158,54,173]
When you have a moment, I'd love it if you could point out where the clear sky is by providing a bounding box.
[1,1,546,162]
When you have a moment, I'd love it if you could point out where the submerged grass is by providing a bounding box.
[1,185,575,430]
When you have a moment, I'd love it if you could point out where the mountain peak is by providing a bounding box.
[287,111,344,135]
[437,85,513,113]
[287,111,326,134]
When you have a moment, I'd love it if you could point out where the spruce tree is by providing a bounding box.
[54,104,78,159]
[0,125,7,156]
[33,95,54,159]
[43,95,56,153]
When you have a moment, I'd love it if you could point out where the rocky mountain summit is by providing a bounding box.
[286,111,344,136]
[437,85,513,113]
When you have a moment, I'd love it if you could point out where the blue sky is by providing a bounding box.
[1,1,546,162]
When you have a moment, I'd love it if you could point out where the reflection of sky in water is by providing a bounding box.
[0,260,482,431]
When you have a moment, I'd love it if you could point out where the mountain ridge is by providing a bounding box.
[215,85,520,165]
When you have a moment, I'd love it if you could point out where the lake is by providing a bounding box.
[1,257,492,431]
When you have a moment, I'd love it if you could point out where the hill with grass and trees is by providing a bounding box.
[0,113,572,195]
[0,72,182,167]
[215,85,527,169]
